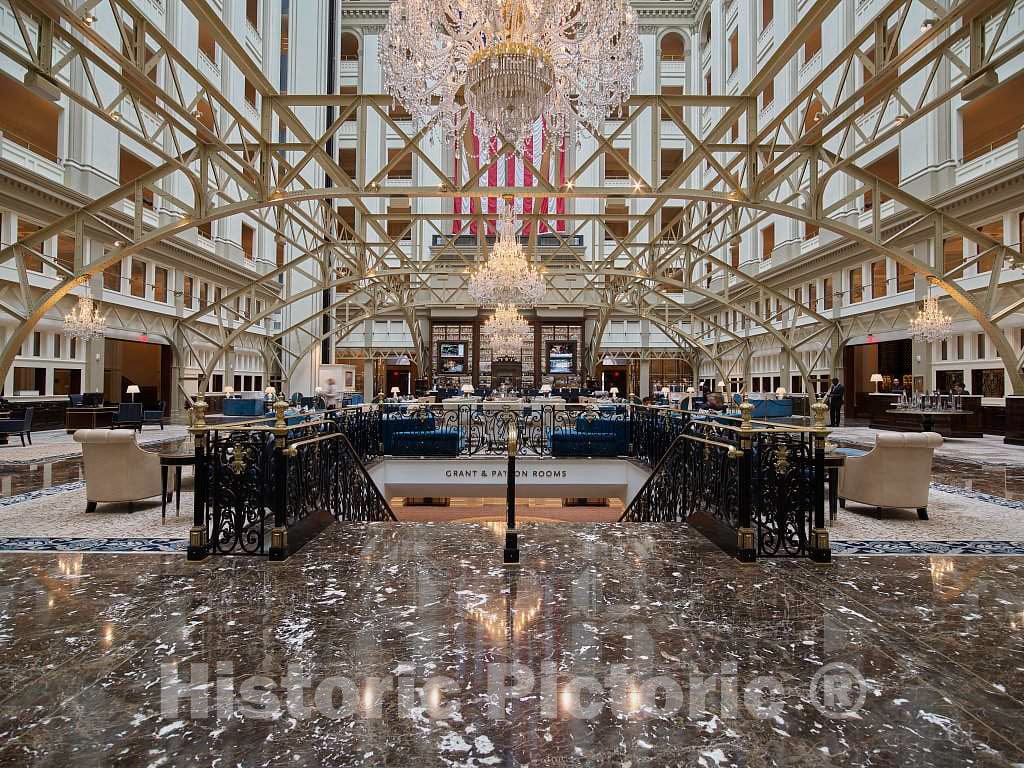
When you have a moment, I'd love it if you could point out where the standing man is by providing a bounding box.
[825,377,845,427]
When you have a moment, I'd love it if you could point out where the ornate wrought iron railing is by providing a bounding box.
[380,403,630,458]
[621,401,831,562]
[188,401,393,561]
[187,396,829,563]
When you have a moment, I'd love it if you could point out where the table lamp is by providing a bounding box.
[718,380,727,392]
[775,387,787,398]
[223,385,234,398]
[461,383,475,396]
[265,386,276,400]
[609,387,619,399]
[125,384,140,403]
[539,384,552,395]
[391,386,401,398]
[661,386,670,398]
[870,373,883,392]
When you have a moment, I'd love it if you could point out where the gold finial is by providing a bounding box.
[273,396,289,429]
[739,394,754,427]
[191,397,208,430]
[811,398,829,430]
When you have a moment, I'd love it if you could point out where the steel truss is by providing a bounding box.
[0,0,1022,395]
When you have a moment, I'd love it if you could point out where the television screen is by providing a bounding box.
[439,342,465,358]
[547,342,576,374]
[441,357,466,374]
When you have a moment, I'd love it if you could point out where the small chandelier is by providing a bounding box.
[909,290,952,343]
[483,304,530,358]
[63,296,105,341]
[380,0,641,151]
[468,205,545,306]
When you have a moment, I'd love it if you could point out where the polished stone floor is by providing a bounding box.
[1,522,1022,766]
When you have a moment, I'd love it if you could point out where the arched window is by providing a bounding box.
[660,32,686,61]
[341,32,360,60]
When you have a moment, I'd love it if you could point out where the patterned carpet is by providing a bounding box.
[0,425,191,464]
[1,475,1023,554]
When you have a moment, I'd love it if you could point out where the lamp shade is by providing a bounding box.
[775,387,787,397]
[870,373,884,383]
[661,386,670,395]
[686,386,696,394]
[461,384,475,394]
[539,384,552,393]
[391,387,401,395]
[609,387,619,396]
[265,386,276,396]
[125,384,140,395]
[223,386,234,395]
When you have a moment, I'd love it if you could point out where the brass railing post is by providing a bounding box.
[808,398,832,563]
[269,396,292,561]
[735,397,756,562]
[503,420,520,565]
[187,397,210,561]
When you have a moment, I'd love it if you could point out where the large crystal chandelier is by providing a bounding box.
[483,304,531,358]
[909,292,953,343]
[379,0,642,150]
[467,206,546,305]
[63,296,105,341]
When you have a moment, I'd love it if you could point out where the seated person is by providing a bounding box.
[706,392,728,412]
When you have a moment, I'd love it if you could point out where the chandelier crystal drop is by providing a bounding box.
[909,294,953,343]
[63,296,105,341]
[379,0,642,151]
[467,206,546,306]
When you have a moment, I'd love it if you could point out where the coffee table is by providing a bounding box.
[154,444,196,523]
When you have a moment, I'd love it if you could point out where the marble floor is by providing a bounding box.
[0,522,1022,766]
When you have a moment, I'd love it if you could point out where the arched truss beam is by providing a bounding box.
[5,176,1019,389]
[2,0,1023,391]
[632,277,816,390]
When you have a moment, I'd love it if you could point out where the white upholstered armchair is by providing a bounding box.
[73,429,165,513]
[838,431,943,519]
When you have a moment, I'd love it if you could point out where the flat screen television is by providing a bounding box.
[438,342,467,374]
[546,341,576,374]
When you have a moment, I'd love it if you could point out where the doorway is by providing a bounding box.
[104,338,165,407]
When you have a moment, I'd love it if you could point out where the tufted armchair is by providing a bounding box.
[73,429,166,513]
[838,431,943,519]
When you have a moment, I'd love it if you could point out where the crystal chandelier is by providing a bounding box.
[909,293,952,343]
[483,304,530,358]
[63,296,105,341]
[467,206,546,306]
[379,0,642,150]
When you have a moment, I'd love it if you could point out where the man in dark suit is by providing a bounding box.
[825,377,845,427]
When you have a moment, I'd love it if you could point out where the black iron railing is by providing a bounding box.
[621,403,830,562]
[381,403,630,458]
[188,403,393,561]
[188,398,829,563]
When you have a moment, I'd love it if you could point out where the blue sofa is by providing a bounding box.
[550,416,630,457]
[223,398,269,418]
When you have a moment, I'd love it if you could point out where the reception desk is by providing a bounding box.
[1006,396,1024,445]
[65,406,118,433]
[869,393,983,438]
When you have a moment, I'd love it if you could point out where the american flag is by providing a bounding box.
[453,116,566,236]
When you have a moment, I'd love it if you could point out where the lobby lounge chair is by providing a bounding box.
[73,429,166,513]
[143,401,165,430]
[837,431,943,520]
[0,407,33,446]
[112,402,144,431]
